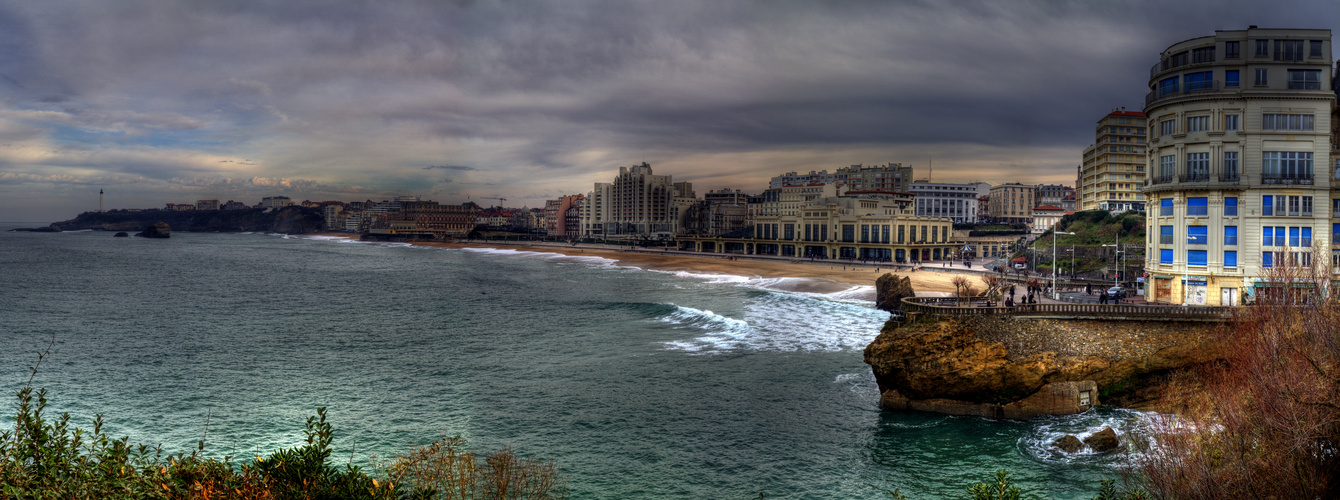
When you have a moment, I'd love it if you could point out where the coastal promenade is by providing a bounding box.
[901,296,1234,322]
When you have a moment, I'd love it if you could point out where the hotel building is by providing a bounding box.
[580,162,677,240]
[988,183,1036,225]
[1080,110,1149,212]
[909,181,991,224]
[1142,27,1335,305]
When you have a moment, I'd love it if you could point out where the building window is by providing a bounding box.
[1159,155,1175,180]
[1160,248,1173,265]
[1225,226,1238,246]
[1287,70,1321,90]
[1160,225,1174,245]
[1192,47,1215,63]
[1275,40,1303,61]
[1188,225,1208,244]
[1262,151,1314,179]
[1289,196,1301,216]
[1255,39,1269,57]
[1188,197,1208,216]
[1186,116,1208,132]
[1160,198,1173,216]
[1263,195,1274,216]
[1226,41,1240,58]
[1225,70,1239,87]
[1186,153,1209,179]
[1263,251,1274,268]
[1255,68,1268,86]
[1310,40,1324,58]
[1186,71,1213,91]
[1159,119,1176,136]
[1303,196,1313,216]
[1225,197,1238,216]
[1334,223,1340,244]
[1158,76,1179,97]
[1225,250,1238,268]
[1290,227,1300,247]
[1302,227,1313,247]
[1188,250,1208,266]
[1225,114,1239,131]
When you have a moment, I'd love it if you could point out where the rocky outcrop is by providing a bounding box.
[875,273,915,312]
[114,232,129,237]
[863,315,1225,419]
[136,222,171,238]
[1084,427,1119,452]
[1053,435,1084,453]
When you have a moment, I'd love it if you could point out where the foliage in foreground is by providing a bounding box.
[0,342,566,499]
[1137,259,1340,499]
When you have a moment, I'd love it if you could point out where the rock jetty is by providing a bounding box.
[135,222,171,238]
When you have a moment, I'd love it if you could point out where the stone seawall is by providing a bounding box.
[863,314,1224,418]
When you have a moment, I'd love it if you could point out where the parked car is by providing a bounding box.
[1106,286,1128,299]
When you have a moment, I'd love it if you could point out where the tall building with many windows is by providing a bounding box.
[580,162,676,240]
[909,180,990,223]
[1142,27,1334,306]
[1081,110,1148,212]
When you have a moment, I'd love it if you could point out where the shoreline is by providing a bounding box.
[368,237,981,295]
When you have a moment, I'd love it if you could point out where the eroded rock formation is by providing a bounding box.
[136,222,171,238]
[863,315,1225,419]
[874,273,915,313]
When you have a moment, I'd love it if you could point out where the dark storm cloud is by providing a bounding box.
[2,0,1339,219]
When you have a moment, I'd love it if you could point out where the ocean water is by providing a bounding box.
[0,226,1149,498]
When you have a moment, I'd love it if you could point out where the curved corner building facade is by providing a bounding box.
[1143,27,1336,305]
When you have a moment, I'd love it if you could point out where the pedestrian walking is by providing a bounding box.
[1099,292,1108,304]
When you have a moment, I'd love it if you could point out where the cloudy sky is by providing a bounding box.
[2,0,1337,221]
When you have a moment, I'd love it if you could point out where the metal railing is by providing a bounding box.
[1261,174,1314,185]
[1145,80,1223,106]
[901,296,1234,322]
[1179,173,1210,183]
[1149,175,1175,185]
[1218,172,1241,183]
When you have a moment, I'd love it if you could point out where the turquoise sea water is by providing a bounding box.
[0,226,1151,498]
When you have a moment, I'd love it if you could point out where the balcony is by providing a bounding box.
[1179,173,1210,183]
[1149,175,1175,185]
[1145,80,1223,107]
[1218,172,1241,183]
[1262,173,1314,185]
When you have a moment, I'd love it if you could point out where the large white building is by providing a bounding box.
[580,162,677,240]
[1142,27,1336,306]
[909,181,991,223]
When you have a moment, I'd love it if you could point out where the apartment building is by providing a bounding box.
[1142,27,1335,305]
[832,163,914,193]
[580,162,676,240]
[988,183,1036,224]
[1081,110,1149,212]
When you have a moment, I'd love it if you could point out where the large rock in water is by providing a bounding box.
[1084,427,1119,452]
[875,273,915,312]
[135,222,171,238]
[864,316,1225,418]
[1053,435,1084,453]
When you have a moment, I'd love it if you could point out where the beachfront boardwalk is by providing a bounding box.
[902,296,1235,322]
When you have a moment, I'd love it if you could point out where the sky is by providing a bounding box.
[2,0,1339,222]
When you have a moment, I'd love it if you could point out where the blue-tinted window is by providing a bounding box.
[1224,251,1238,268]
[1188,250,1208,266]
[1187,197,1208,216]
[1290,227,1300,247]
[1225,226,1238,245]
[1160,225,1174,244]
[1224,197,1238,216]
[1186,71,1213,91]
[1302,227,1312,247]
[1276,227,1285,246]
[1159,76,1179,97]
[1263,227,1275,246]
[1334,223,1340,244]
[1188,226,1208,245]
[1263,195,1274,216]
[1160,249,1173,265]
[1226,70,1240,87]
[1160,198,1174,216]
[1263,252,1274,268]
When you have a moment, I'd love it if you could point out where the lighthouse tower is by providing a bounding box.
[99,189,104,213]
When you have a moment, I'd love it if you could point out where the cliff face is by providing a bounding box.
[863,315,1225,418]
[40,207,325,234]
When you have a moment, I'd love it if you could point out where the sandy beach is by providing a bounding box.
[399,239,981,295]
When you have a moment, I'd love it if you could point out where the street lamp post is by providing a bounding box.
[1052,230,1075,300]
[1102,234,1123,289]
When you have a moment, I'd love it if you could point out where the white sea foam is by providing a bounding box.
[460,247,620,267]
[658,290,888,354]
[1018,408,1195,465]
